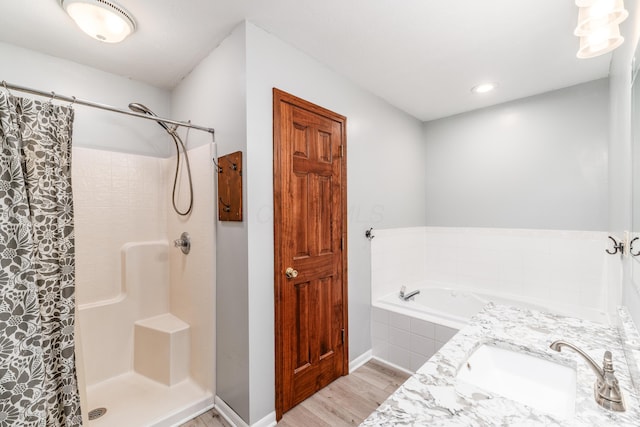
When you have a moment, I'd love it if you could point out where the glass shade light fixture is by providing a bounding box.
[60,0,136,43]
[574,0,627,58]
[577,23,624,58]
[575,0,628,35]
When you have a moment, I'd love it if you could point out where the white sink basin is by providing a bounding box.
[456,344,577,419]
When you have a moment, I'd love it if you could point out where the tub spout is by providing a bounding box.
[399,286,420,301]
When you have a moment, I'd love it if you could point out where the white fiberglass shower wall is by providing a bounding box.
[73,142,216,427]
[0,42,216,426]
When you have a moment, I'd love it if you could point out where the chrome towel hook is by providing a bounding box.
[605,236,624,255]
[630,237,640,257]
[365,227,375,240]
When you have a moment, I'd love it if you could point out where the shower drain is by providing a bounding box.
[88,407,107,421]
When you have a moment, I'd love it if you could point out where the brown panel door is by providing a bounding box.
[273,89,348,420]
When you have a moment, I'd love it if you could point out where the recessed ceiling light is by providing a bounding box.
[60,0,136,43]
[471,82,498,94]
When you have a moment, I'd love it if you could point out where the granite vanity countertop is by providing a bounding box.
[361,304,640,426]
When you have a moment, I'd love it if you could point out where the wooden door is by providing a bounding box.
[273,89,348,420]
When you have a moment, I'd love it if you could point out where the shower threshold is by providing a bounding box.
[86,372,213,426]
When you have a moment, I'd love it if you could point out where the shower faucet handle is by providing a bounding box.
[174,232,191,255]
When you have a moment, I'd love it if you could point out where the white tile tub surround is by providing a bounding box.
[371,227,427,303]
[372,307,458,373]
[371,227,613,322]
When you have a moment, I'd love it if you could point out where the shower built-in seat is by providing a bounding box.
[134,313,190,385]
[79,241,209,426]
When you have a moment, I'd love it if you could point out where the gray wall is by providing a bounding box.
[423,79,609,231]
[611,2,640,327]
[0,42,172,157]
[170,24,251,421]
[173,20,427,424]
[244,22,426,423]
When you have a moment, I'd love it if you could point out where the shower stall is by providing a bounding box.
[73,137,216,426]
[0,80,217,426]
[70,113,216,424]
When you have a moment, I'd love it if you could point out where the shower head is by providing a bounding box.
[129,102,194,216]
[128,102,170,132]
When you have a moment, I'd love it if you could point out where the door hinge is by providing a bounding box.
[339,145,344,158]
[341,328,345,344]
[340,237,344,251]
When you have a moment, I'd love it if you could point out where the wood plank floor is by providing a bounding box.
[180,359,410,427]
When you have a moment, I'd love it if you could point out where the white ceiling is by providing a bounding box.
[0,0,611,121]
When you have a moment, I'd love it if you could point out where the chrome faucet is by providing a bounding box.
[550,340,625,412]
[399,285,420,301]
[174,231,191,255]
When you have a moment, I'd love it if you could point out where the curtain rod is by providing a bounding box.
[1,80,215,136]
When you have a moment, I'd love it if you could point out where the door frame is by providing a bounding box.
[273,88,349,420]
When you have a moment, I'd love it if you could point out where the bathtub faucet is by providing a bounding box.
[399,285,420,301]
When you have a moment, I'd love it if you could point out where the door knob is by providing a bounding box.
[285,267,298,279]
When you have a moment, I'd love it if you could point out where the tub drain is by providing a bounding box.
[88,407,107,421]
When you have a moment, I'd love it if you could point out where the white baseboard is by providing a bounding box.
[161,394,214,427]
[215,396,247,427]
[349,349,373,373]
[211,354,403,427]
[212,352,380,427]
[370,356,414,376]
[251,411,277,427]
[214,396,276,427]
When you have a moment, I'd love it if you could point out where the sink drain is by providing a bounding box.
[88,407,107,421]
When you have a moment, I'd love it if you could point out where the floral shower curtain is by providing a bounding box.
[0,91,82,426]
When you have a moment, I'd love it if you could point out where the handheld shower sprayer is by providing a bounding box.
[128,103,170,132]
[128,102,194,216]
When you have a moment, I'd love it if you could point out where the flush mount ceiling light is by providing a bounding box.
[471,82,498,94]
[574,0,627,59]
[60,0,136,43]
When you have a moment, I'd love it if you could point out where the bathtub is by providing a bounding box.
[370,287,563,372]
[374,287,547,331]
[374,285,612,331]
[371,285,611,372]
